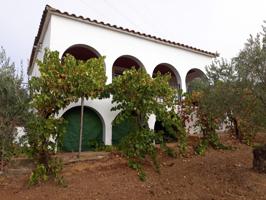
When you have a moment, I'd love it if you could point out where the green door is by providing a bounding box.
[112,115,138,145]
[62,106,103,152]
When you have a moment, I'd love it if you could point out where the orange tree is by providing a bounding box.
[26,49,106,184]
[108,68,186,180]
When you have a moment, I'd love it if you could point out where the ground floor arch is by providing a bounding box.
[111,113,138,145]
[61,106,104,151]
[154,120,177,143]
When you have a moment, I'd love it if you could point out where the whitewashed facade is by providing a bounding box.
[28,5,217,147]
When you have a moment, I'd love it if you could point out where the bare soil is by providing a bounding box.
[1,134,266,200]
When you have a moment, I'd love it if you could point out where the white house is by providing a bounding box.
[28,5,217,151]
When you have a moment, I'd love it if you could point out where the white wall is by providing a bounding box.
[48,15,213,86]
[31,14,214,144]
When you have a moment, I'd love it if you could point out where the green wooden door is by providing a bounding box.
[62,106,103,152]
[112,115,138,145]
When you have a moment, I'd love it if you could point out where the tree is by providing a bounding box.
[188,24,266,154]
[109,68,186,180]
[0,47,28,172]
[63,54,106,157]
[233,24,266,172]
[205,26,266,142]
[235,25,266,135]
[110,68,176,130]
[234,25,266,119]
[27,49,106,184]
[189,58,262,153]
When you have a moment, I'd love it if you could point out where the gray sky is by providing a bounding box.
[0,0,266,77]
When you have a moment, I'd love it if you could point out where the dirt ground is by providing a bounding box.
[1,134,266,200]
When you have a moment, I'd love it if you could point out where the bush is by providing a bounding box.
[29,157,64,185]
[195,139,209,155]
[26,115,65,185]
[118,129,160,180]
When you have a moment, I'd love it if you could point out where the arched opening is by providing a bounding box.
[154,121,177,143]
[152,63,181,89]
[62,44,100,61]
[112,55,144,79]
[185,68,206,93]
[111,113,138,145]
[61,106,104,152]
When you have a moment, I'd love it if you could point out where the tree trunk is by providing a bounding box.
[1,135,4,173]
[253,144,266,173]
[232,117,241,141]
[78,96,85,159]
[39,150,50,171]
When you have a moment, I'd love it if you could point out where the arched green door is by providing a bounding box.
[112,115,138,145]
[62,106,103,152]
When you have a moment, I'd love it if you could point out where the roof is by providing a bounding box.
[28,5,218,74]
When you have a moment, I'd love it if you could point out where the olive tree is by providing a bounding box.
[0,47,28,172]
[189,25,266,154]
[234,25,266,120]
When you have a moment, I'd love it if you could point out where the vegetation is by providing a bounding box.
[23,23,266,183]
[109,68,186,180]
[1,22,266,183]
[188,25,266,154]
[26,49,106,184]
[0,47,28,172]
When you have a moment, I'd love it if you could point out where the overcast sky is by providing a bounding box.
[0,0,266,77]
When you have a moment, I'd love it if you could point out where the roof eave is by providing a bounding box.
[28,6,51,75]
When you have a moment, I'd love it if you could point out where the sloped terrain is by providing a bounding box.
[1,134,266,200]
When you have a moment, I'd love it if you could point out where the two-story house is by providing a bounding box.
[28,5,217,151]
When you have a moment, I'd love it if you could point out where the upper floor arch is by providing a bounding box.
[112,55,145,79]
[62,44,101,60]
[152,63,181,89]
[185,68,206,93]
[61,44,106,71]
